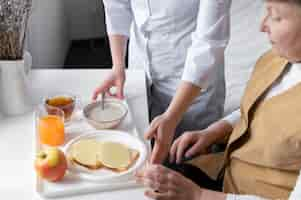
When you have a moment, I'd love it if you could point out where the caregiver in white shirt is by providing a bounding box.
[93,0,231,164]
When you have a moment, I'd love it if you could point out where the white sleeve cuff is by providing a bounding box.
[103,0,133,37]
[289,170,301,200]
[222,109,241,127]
[227,194,268,200]
[182,41,226,90]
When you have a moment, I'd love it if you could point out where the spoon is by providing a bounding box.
[101,92,105,110]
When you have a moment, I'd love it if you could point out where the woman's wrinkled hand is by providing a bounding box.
[169,130,214,164]
[135,164,203,200]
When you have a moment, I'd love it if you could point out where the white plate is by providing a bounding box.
[63,129,148,182]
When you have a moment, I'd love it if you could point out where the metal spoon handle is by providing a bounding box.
[101,93,105,110]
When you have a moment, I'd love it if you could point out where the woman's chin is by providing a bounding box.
[271,47,284,58]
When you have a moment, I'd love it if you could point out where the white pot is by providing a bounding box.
[0,51,33,116]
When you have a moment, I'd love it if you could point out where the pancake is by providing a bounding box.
[69,139,139,172]
[97,141,131,169]
[70,139,102,169]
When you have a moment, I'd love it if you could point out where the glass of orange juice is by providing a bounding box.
[35,105,65,146]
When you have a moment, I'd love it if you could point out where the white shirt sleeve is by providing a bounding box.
[102,0,133,37]
[222,109,241,127]
[226,169,301,200]
[182,0,231,89]
[289,169,301,200]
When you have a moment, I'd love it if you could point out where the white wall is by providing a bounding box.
[64,0,106,40]
[224,0,271,115]
[27,0,70,68]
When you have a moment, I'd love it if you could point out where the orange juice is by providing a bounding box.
[38,115,65,146]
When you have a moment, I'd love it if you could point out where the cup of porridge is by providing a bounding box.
[83,98,128,129]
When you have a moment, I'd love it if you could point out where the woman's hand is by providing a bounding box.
[169,119,234,164]
[169,130,214,164]
[135,164,203,200]
[92,66,126,100]
[144,113,179,164]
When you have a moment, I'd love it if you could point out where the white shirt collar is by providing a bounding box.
[292,62,301,68]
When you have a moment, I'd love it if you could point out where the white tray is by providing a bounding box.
[34,100,149,198]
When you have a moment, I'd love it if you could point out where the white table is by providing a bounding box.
[0,69,151,200]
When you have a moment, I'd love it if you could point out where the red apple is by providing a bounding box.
[35,148,67,182]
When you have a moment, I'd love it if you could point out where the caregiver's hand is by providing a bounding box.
[92,66,126,100]
[169,130,214,164]
[135,164,203,200]
[145,113,178,164]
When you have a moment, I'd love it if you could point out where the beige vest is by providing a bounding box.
[189,50,301,199]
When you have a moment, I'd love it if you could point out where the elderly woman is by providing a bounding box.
[136,0,301,199]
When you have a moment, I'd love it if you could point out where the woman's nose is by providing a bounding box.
[260,16,269,33]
